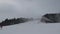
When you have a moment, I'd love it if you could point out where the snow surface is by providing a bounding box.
[0,20,60,34]
[0,0,60,34]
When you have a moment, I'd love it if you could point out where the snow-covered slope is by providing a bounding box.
[0,20,60,34]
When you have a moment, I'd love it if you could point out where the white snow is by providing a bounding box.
[0,20,60,34]
[0,0,60,34]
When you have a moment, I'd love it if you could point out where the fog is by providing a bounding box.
[0,0,60,21]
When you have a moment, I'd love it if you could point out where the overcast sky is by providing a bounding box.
[0,0,60,21]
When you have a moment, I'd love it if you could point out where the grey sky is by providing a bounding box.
[0,0,60,21]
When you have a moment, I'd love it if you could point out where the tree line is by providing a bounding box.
[0,17,30,29]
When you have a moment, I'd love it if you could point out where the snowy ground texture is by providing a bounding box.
[0,20,60,34]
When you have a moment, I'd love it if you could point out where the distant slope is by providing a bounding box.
[0,20,60,34]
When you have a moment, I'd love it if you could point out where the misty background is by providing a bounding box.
[0,0,60,22]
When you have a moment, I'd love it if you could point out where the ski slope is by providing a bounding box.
[0,20,60,34]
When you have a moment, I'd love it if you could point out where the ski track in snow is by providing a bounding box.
[0,20,60,34]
